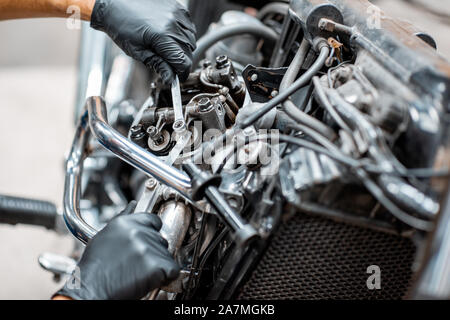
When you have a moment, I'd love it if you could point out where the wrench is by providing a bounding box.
[171,75,187,133]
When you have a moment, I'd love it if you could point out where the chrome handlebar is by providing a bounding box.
[63,96,192,244]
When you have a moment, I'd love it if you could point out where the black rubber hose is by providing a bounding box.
[279,39,310,91]
[245,134,434,231]
[192,23,278,66]
[239,42,330,129]
[312,76,353,135]
[0,195,58,230]
[279,39,337,141]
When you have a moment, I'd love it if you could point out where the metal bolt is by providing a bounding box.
[173,120,185,130]
[130,124,145,139]
[318,18,335,32]
[215,55,229,69]
[147,126,164,145]
[147,126,158,138]
[250,73,258,82]
[198,97,212,112]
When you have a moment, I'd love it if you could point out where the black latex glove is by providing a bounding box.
[91,0,197,84]
[55,202,180,300]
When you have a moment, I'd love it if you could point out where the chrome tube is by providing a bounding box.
[63,107,97,244]
[74,24,109,123]
[413,188,450,299]
[148,201,192,297]
[104,53,134,108]
[87,97,192,194]
[64,96,192,243]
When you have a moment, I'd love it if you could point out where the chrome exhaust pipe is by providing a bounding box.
[158,201,192,256]
[63,96,192,244]
[149,201,192,298]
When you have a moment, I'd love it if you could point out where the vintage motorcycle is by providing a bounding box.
[1,0,449,299]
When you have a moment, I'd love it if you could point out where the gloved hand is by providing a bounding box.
[90,0,197,84]
[54,202,180,300]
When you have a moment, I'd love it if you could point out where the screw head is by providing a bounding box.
[145,178,157,190]
[172,119,186,132]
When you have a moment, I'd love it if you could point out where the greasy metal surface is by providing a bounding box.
[158,201,192,256]
[238,213,416,300]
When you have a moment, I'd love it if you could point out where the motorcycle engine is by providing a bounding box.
[66,0,450,300]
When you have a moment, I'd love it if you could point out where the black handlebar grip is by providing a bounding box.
[0,194,58,230]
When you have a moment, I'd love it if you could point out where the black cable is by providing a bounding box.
[214,133,360,175]
[218,133,434,230]
[213,129,449,178]
[184,212,208,299]
[216,120,342,179]
[190,227,229,297]
[239,43,331,130]
[312,76,354,137]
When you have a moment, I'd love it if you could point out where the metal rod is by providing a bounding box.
[63,107,97,244]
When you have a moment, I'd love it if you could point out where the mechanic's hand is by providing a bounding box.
[55,202,180,300]
[90,0,197,84]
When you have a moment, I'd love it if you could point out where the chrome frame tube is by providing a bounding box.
[63,105,97,244]
[74,24,108,123]
[413,188,450,299]
[63,96,192,243]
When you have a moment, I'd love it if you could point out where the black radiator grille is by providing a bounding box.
[238,213,416,300]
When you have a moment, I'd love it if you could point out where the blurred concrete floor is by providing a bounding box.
[0,1,449,300]
[0,18,79,299]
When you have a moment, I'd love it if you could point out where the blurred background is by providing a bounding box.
[0,0,449,299]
